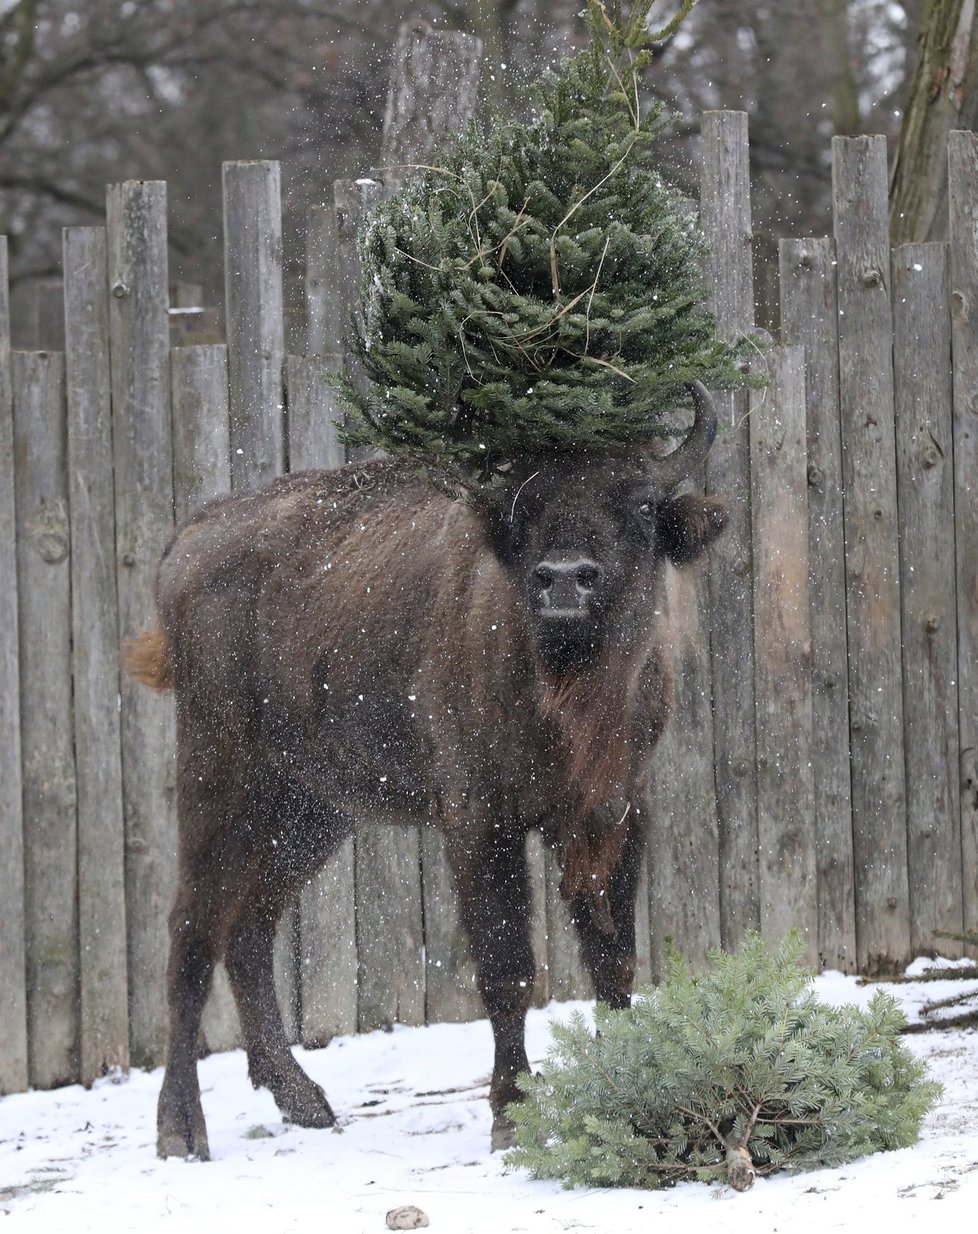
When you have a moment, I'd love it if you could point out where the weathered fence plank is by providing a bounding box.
[355,820,425,1031]
[0,238,29,1095]
[12,278,66,350]
[647,564,721,978]
[700,110,759,953]
[285,352,344,476]
[223,160,285,490]
[632,847,653,988]
[645,111,748,979]
[171,345,231,524]
[333,177,383,448]
[106,179,177,1066]
[378,24,483,195]
[168,342,241,1052]
[222,161,298,1037]
[420,830,482,1023]
[544,854,592,1002]
[333,173,423,1032]
[285,353,358,1045]
[526,831,550,1006]
[375,24,498,1025]
[779,236,856,971]
[749,346,817,962]
[63,226,131,1082]
[892,243,963,956]
[832,136,911,972]
[947,130,978,948]
[13,350,79,1089]
[300,836,358,1045]
[305,205,341,363]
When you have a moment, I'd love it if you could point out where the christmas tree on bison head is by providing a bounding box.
[333,0,754,497]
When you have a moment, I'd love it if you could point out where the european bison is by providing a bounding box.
[128,381,726,1160]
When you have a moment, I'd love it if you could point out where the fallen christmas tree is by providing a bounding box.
[333,0,755,495]
[505,933,941,1192]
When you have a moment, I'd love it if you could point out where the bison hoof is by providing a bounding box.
[280,1083,337,1130]
[490,1114,516,1152]
[157,1079,211,1161]
[157,1125,211,1162]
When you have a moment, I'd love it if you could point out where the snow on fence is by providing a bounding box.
[1,26,977,1099]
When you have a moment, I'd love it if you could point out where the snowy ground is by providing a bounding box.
[1,961,976,1234]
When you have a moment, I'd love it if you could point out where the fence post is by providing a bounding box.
[749,346,817,963]
[171,345,231,524]
[0,238,29,1095]
[331,176,425,1026]
[305,204,341,361]
[700,110,760,954]
[645,110,755,978]
[13,349,79,1088]
[333,177,383,428]
[64,226,131,1082]
[394,24,502,1022]
[331,23,487,1031]
[286,354,344,475]
[288,350,355,1047]
[222,159,299,1036]
[832,136,910,972]
[892,242,963,956]
[378,23,484,196]
[779,236,856,971]
[315,175,404,1037]
[947,130,978,949]
[107,179,177,1065]
[168,341,242,1052]
[223,160,286,490]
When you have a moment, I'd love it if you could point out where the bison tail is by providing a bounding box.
[122,628,174,690]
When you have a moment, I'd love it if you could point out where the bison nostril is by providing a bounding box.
[576,564,601,589]
[534,565,554,589]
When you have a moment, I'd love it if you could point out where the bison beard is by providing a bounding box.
[133,384,726,1161]
[538,655,649,917]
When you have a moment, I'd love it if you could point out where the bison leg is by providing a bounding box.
[446,825,535,1151]
[224,908,336,1130]
[572,819,645,1010]
[157,905,217,1160]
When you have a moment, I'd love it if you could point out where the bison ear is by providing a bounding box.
[656,495,728,566]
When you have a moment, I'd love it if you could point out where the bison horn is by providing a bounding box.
[651,380,719,492]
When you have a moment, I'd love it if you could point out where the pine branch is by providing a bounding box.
[506,933,941,1192]
[336,0,756,493]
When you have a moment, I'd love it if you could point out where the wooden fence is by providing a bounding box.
[2,30,977,1098]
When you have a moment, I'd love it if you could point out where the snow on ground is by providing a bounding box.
[1,963,976,1234]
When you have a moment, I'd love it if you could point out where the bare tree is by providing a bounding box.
[0,0,587,302]
[890,0,978,242]
[0,0,393,294]
[0,0,926,323]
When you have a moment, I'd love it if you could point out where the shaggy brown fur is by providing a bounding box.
[140,436,725,1163]
[122,628,173,689]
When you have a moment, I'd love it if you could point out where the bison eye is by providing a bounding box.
[638,501,654,520]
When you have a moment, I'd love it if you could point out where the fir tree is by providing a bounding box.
[334,0,754,494]
[505,933,941,1192]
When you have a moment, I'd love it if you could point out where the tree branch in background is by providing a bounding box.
[819,0,860,134]
[890,0,978,243]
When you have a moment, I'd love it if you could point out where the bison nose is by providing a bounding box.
[533,556,603,613]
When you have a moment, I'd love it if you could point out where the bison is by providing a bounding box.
[127,381,726,1160]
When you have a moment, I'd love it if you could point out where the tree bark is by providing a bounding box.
[819,0,860,135]
[890,0,978,243]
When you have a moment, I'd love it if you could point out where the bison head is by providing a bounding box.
[483,382,727,678]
